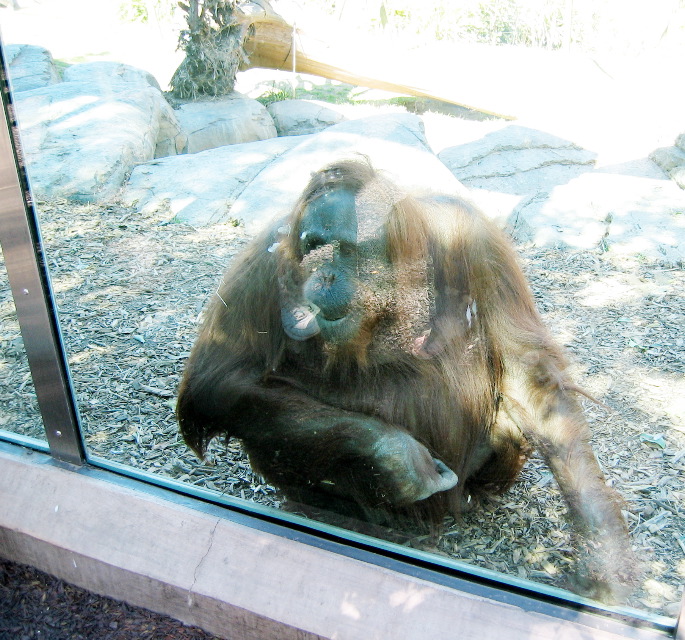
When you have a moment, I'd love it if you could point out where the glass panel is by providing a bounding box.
[2,0,683,622]
[0,245,46,444]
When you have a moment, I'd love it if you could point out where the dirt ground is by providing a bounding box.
[1,190,683,620]
[0,558,221,640]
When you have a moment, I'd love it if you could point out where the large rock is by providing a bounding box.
[174,94,277,153]
[669,167,685,190]
[230,113,469,232]
[508,171,685,262]
[598,174,685,263]
[13,61,185,202]
[122,136,306,224]
[62,61,162,91]
[123,113,468,229]
[438,124,599,247]
[61,62,186,158]
[439,124,596,194]
[5,44,61,92]
[438,124,599,229]
[650,137,685,191]
[650,146,685,174]
[267,99,347,136]
[437,124,685,261]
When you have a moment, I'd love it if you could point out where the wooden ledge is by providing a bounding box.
[0,445,670,640]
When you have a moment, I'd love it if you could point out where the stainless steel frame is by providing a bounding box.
[0,49,84,465]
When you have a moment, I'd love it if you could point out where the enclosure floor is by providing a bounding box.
[0,559,221,640]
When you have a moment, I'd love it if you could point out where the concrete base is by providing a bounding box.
[0,444,672,640]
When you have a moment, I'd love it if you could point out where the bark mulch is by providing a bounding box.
[0,559,222,640]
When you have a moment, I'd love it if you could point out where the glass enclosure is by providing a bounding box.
[1,0,683,629]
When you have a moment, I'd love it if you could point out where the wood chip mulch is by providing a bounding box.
[0,559,222,640]
[1,195,683,618]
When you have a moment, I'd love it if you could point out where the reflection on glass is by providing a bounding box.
[0,246,46,443]
[2,0,684,619]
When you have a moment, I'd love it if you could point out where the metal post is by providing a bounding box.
[0,46,85,465]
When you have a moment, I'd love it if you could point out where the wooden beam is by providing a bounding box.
[0,444,670,640]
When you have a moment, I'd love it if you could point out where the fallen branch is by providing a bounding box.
[234,1,513,118]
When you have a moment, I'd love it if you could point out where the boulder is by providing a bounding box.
[437,124,685,261]
[669,167,685,190]
[154,109,188,159]
[61,62,186,158]
[439,124,596,194]
[174,94,277,153]
[676,133,685,153]
[230,112,469,232]
[438,123,601,246]
[13,61,185,202]
[600,174,685,263]
[650,146,685,174]
[62,61,162,91]
[123,113,468,230]
[508,171,685,262]
[122,136,306,225]
[650,141,685,191]
[5,44,61,93]
[266,99,346,136]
